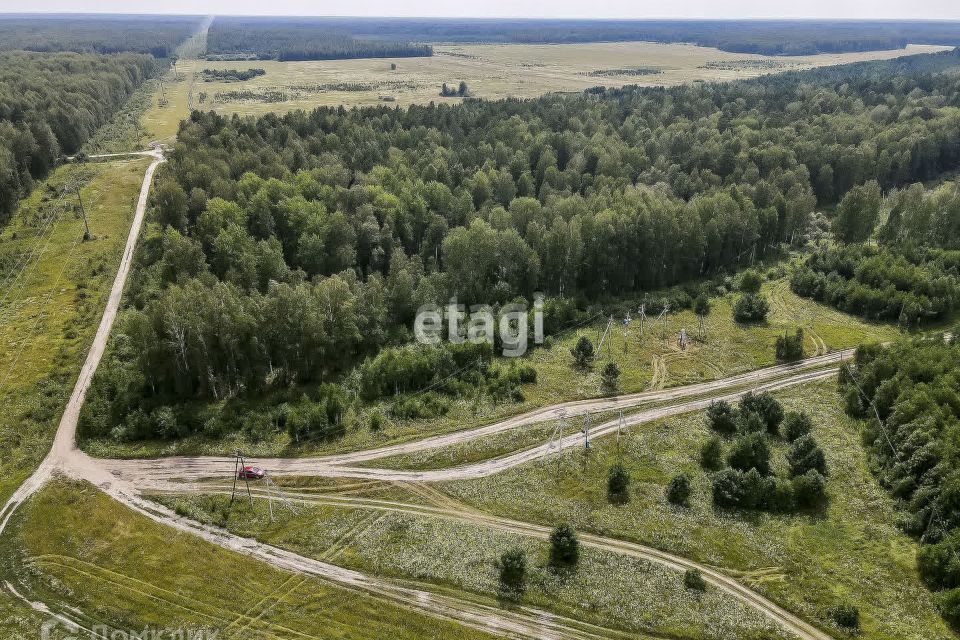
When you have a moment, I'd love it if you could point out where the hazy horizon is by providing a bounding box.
[1,1,959,21]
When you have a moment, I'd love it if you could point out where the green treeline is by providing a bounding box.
[80,48,960,442]
[206,17,960,56]
[842,337,960,626]
[201,68,266,82]
[0,15,200,58]
[0,51,160,219]
[206,19,433,61]
[791,181,960,326]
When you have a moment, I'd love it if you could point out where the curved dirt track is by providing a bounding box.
[153,484,834,640]
[102,364,843,485]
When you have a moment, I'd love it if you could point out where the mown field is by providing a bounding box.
[140,41,950,144]
[0,481,502,640]
[0,158,150,507]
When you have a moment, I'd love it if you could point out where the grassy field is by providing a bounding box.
[139,42,950,144]
[436,379,956,640]
[0,158,150,507]
[155,490,791,640]
[0,481,502,640]
[81,276,899,461]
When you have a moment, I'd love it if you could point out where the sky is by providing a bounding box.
[2,1,960,20]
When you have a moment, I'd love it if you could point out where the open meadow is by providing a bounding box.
[0,158,151,507]
[140,41,951,143]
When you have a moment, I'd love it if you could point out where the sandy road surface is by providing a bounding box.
[103,365,842,485]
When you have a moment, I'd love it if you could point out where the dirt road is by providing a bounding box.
[0,149,164,536]
[101,366,840,485]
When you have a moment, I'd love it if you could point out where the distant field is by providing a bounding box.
[140,41,951,143]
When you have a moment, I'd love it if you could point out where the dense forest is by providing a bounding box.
[206,18,433,61]
[791,181,960,325]
[0,14,200,58]
[209,17,960,56]
[78,47,960,444]
[0,51,161,219]
[841,337,960,626]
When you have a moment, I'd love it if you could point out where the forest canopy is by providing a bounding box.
[0,14,200,58]
[210,17,960,56]
[206,18,433,61]
[0,51,160,219]
[76,48,960,445]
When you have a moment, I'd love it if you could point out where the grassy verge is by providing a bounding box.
[153,490,791,640]
[0,480,500,640]
[438,379,955,640]
[0,158,150,507]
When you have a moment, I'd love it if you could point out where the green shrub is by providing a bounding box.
[549,523,580,567]
[828,603,861,631]
[782,411,813,441]
[727,432,771,475]
[498,548,527,597]
[706,400,737,435]
[775,327,805,361]
[792,469,827,508]
[607,463,631,503]
[570,336,595,368]
[600,361,620,394]
[787,434,828,477]
[700,436,725,471]
[737,269,763,294]
[666,473,692,507]
[739,391,784,435]
[684,568,707,591]
[733,293,770,322]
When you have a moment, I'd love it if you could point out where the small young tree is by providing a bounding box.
[458,80,469,96]
[706,400,737,435]
[782,411,812,442]
[570,336,594,368]
[792,469,827,508]
[700,436,724,470]
[550,523,580,568]
[666,473,692,507]
[739,391,784,435]
[736,410,767,434]
[828,603,861,631]
[600,361,620,394]
[684,568,707,592]
[369,409,385,432]
[727,432,772,475]
[607,462,631,503]
[694,294,711,340]
[775,328,805,362]
[498,548,527,598]
[733,293,769,323]
[787,434,828,477]
[737,269,763,294]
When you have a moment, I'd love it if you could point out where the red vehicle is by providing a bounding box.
[238,465,265,480]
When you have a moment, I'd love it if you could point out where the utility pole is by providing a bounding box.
[75,187,90,241]
[581,411,591,451]
[229,450,254,510]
